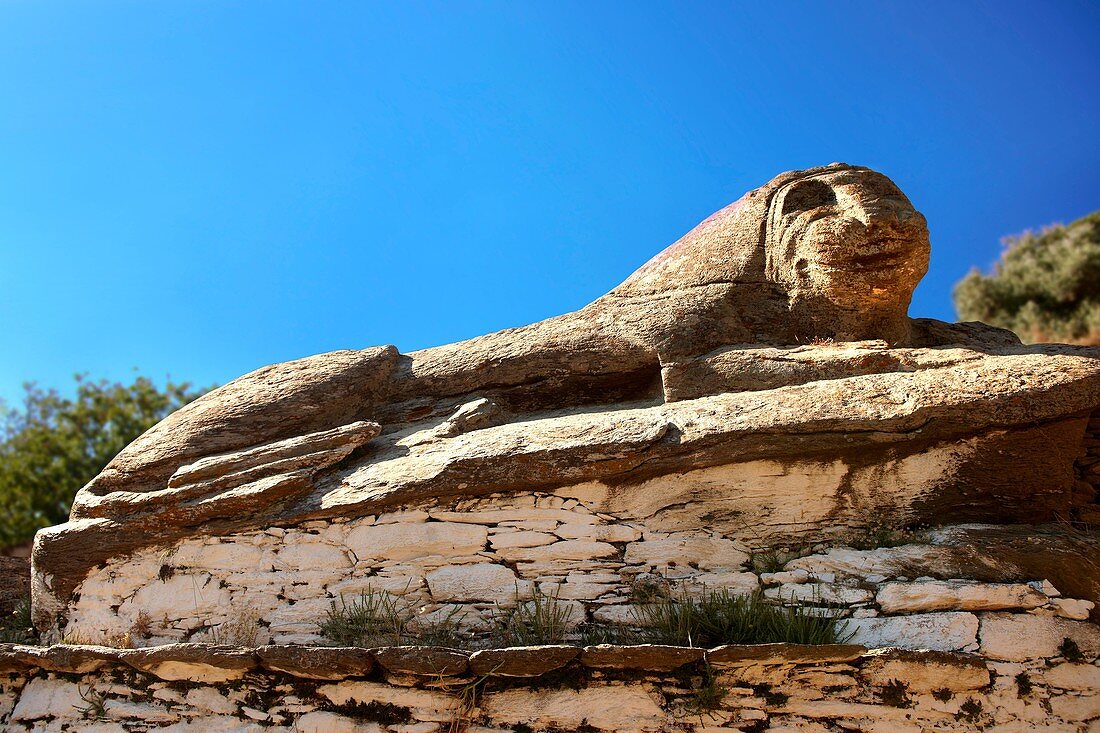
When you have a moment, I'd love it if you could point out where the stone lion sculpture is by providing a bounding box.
[32,163,1100,628]
[73,163,935,501]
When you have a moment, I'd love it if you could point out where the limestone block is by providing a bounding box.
[376,510,429,524]
[580,644,704,672]
[257,645,374,680]
[327,575,424,597]
[426,564,532,603]
[317,680,460,720]
[592,604,640,625]
[980,613,1100,661]
[154,715,271,731]
[120,645,256,683]
[681,571,760,595]
[555,523,642,543]
[481,685,668,731]
[760,569,811,585]
[429,509,597,525]
[488,531,559,550]
[538,579,615,601]
[295,711,380,733]
[104,699,180,723]
[183,687,237,715]
[345,522,488,562]
[264,597,333,636]
[372,646,470,677]
[511,598,585,628]
[787,546,945,578]
[623,536,748,571]
[275,542,351,571]
[1052,693,1100,722]
[876,581,1047,613]
[11,678,83,721]
[708,643,865,665]
[1050,598,1096,620]
[497,540,618,564]
[858,649,990,692]
[841,612,979,651]
[1044,662,1100,691]
[119,573,232,623]
[411,603,492,633]
[187,542,265,572]
[469,645,580,677]
[765,582,873,605]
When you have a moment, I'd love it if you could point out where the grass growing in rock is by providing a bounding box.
[321,590,412,647]
[0,598,35,644]
[492,584,572,647]
[634,588,851,647]
[322,590,470,648]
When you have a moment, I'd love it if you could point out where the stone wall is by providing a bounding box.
[35,487,1100,731]
[59,491,1098,650]
[2,638,1099,732]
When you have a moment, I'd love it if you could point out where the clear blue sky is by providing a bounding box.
[2,1,1098,404]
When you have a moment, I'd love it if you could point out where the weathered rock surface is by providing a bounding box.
[0,557,29,617]
[842,612,979,652]
[708,642,866,665]
[29,163,1100,636]
[119,644,256,682]
[978,613,1100,661]
[858,649,990,692]
[580,644,705,671]
[876,580,1048,613]
[469,645,580,677]
[370,646,470,677]
[256,645,374,680]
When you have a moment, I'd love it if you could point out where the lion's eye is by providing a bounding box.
[782,179,836,215]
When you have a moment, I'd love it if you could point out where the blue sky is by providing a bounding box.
[2,1,1098,404]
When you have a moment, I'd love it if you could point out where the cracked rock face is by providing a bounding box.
[30,163,1100,629]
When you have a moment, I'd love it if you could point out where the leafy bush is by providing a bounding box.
[0,374,209,548]
[635,588,850,647]
[954,211,1100,344]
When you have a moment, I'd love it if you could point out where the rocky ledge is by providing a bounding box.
[2,639,1099,732]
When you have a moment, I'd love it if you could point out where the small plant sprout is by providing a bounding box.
[210,608,262,646]
[130,610,153,640]
[76,684,109,720]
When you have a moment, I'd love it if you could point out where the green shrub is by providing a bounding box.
[954,211,1100,345]
[0,374,210,549]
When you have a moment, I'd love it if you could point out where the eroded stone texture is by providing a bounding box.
[2,639,1098,732]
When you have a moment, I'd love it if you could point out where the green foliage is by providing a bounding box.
[321,590,410,646]
[0,373,209,548]
[634,588,851,648]
[493,584,573,646]
[954,211,1100,344]
[321,588,469,647]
